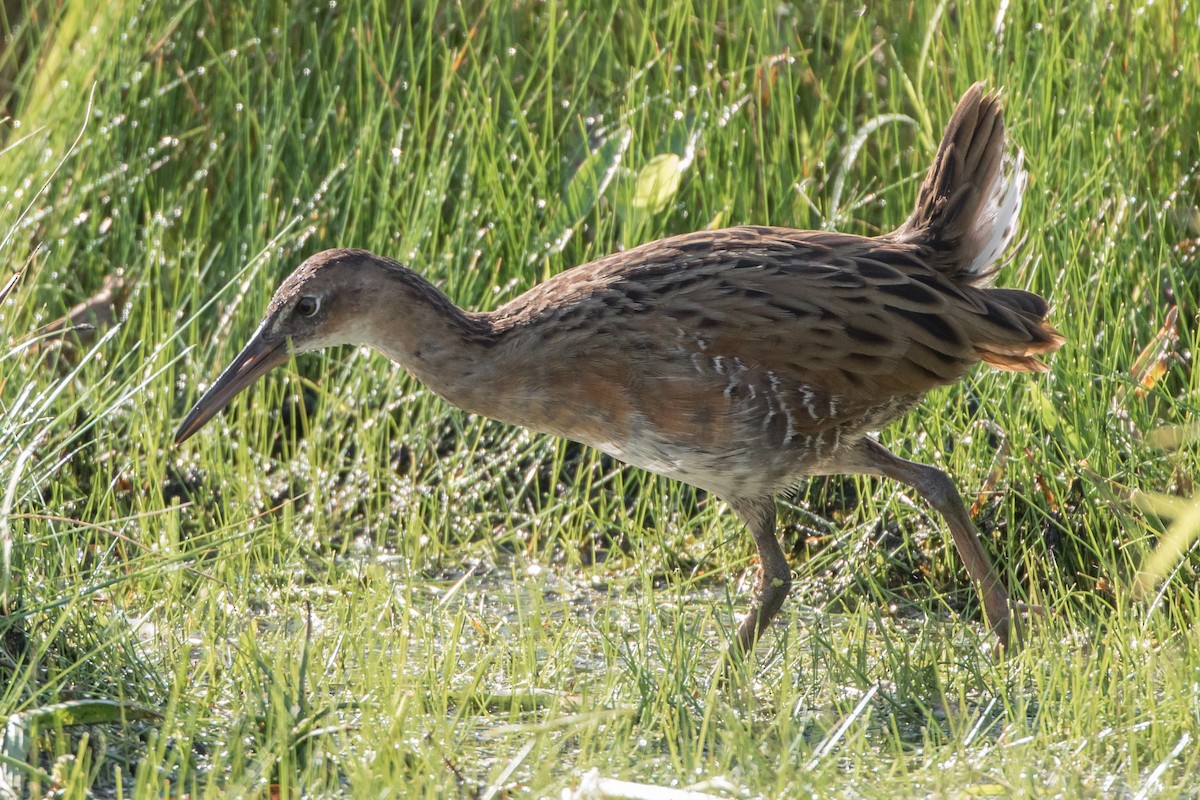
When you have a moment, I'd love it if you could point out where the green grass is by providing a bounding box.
[1,0,1198,796]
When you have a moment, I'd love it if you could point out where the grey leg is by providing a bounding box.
[834,437,1018,649]
[725,496,792,659]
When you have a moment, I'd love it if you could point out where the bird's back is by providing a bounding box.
[484,224,1058,496]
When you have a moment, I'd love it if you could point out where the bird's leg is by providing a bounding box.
[722,496,792,665]
[837,437,1023,650]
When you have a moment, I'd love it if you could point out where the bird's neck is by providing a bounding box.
[360,269,506,417]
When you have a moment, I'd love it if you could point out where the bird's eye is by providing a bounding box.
[296,296,320,317]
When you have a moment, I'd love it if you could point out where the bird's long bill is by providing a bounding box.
[174,329,290,444]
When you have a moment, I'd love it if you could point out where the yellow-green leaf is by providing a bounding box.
[631,153,683,214]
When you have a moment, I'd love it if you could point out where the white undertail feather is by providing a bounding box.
[966,147,1026,281]
[885,83,1028,287]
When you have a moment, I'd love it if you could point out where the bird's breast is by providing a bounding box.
[476,335,910,498]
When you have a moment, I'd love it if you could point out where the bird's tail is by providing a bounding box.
[887,84,1063,372]
[886,83,1025,286]
[970,286,1064,372]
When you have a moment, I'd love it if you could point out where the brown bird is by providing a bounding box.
[176,84,1062,664]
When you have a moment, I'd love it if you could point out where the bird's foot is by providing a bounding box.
[992,600,1048,655]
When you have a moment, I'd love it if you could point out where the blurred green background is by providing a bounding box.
[0,1,1197,797]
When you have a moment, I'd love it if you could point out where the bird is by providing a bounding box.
[175,83,1062,667]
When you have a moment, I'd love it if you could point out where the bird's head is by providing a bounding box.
[174,248,393,444]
